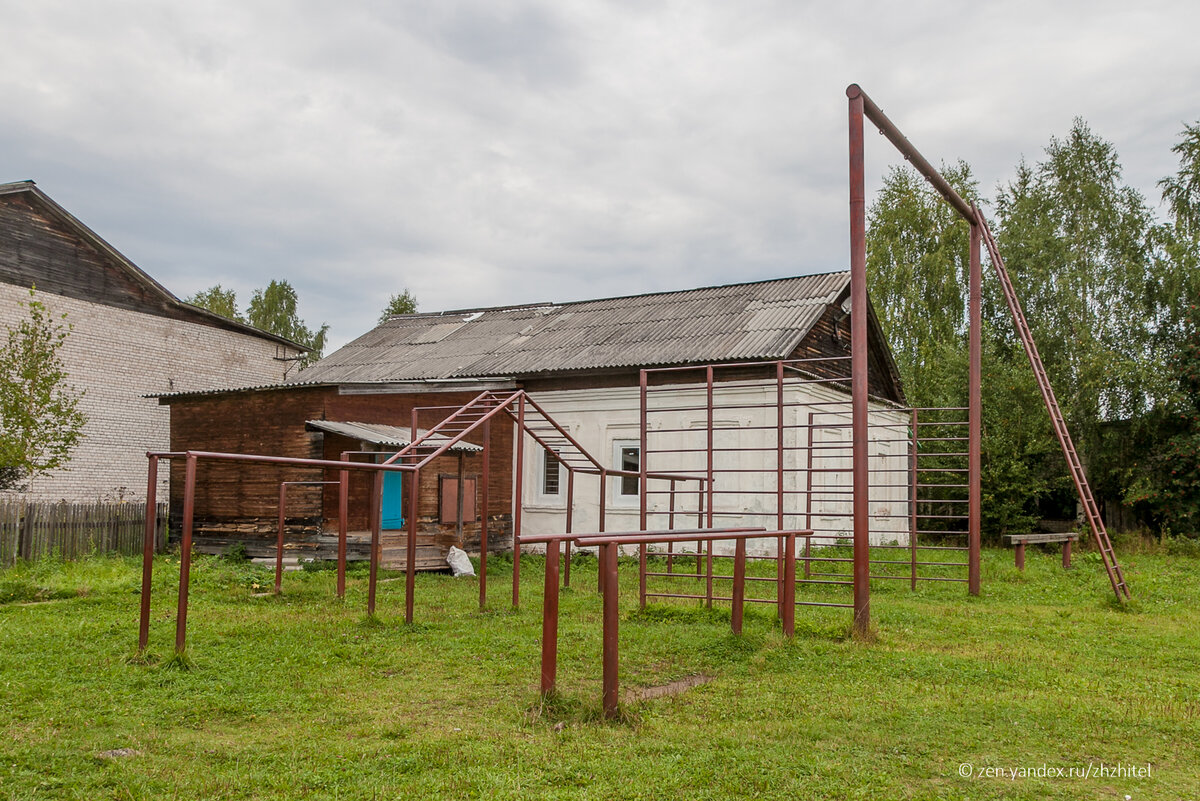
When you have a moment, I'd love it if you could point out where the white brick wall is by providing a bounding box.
[0,283,303,501]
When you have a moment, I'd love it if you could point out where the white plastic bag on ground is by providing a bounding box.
[446,546,475,577]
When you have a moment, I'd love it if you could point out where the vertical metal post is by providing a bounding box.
[910,409,919,591]
[639,369,648,610]
[275,483,287,595]
[540,538,560,696]
[601,542,620,719]
[368,469,382,617]
[480,419,490,610]
[804,412,815,579]
[405,468,419,623]
[513,395,525,609]
[706,538,713,609]
[706,366,715,529]
[598,468,607,533]
[731,538,746,635]
[667,480,676,573]
[138,454,158,652]
[776,361,785,614]
[782,533,796,638]
[337,454,349,599]
[696,482,704,578]
[968,220,982,596]
[564,468,574,588]
[847,84,871,638]
[174,453,197,654]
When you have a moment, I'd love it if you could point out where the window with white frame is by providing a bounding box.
[612,440,640,499]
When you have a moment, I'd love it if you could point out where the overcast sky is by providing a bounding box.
[4,1,1199,351]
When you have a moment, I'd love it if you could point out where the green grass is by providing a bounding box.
[1,546,1197,799]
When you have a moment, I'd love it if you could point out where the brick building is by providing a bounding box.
[0,180,305,502]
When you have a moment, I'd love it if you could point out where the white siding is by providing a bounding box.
[519,381,910,555]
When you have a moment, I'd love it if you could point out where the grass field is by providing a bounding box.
[1,544,1198,800]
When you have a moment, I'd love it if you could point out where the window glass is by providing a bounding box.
[542,450,560,495]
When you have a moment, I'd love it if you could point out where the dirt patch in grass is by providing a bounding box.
[624,673,712,702]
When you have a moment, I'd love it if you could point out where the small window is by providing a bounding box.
[618,444,640,496]
[542,450,561,495]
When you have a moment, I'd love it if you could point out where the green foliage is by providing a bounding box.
[185,284,241,321]
[0,288,86,489]
[994,119,1160,432]
[380,288,418,323]
[245,280,329,367]
[866,161,980,406]
[1125,306,1200,534]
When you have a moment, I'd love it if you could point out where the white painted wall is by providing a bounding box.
[0,283,302,501]
[519,380,910,556]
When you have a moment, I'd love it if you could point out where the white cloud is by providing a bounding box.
[2,0,1198,350]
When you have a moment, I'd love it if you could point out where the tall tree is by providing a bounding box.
[246,280,329,367]
[186,285,241,321]
[380,289,418,323]
[994,119,1159,434]
[0,289,87,490]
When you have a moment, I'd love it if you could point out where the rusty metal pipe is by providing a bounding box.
[848,84,871,638]
[137,454,158,652]
[968,221,982,596]
[540,538,560,695]
[174,453,197,654]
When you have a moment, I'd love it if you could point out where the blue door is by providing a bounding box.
[380,458,405,529]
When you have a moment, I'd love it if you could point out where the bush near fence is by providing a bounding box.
[0,500,167,566]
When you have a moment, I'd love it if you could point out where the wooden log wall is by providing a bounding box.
[165,386,514,569]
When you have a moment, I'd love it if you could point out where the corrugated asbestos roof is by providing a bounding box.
[304,421,483,452]
[295,272,850,384]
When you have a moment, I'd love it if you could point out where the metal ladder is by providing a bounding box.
[975,208,1130,600]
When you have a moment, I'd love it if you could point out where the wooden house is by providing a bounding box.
[158,271,908,569]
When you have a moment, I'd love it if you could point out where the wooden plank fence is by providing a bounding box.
[0,500,168,566]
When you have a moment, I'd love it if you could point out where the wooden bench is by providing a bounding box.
[1005,532,1079,570]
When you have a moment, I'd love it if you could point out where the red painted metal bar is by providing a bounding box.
[968,221,982,596]
[706,366,715,529]
[639,369,649,610]
[540,538,560,695]
[731,538,746,635]
[601,542,620,719]
[804,411,814,579]
[667,479,676,573]
[564,467,574,588]
[910,409,918,591]
[275,483,287,595]
[368,470,382,616]
[338,454,349,599]
[137,454,158,652]
[181,450,415,474]
[480,418,490,609]
[775,361,785,616]
[782,533,796,637]
[512,394,525,609]
[404,468,419,623]
[174,453,197,654]
[847,83,871,638]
